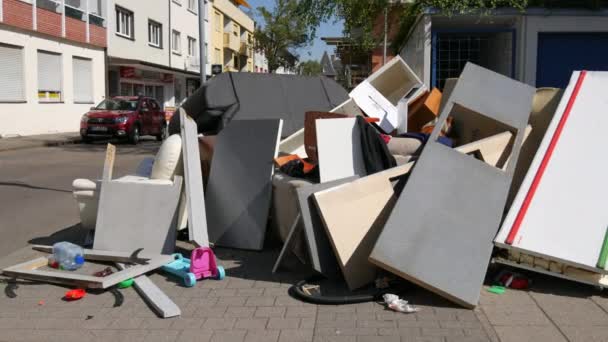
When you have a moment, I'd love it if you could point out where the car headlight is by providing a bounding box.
[115,116,128,124]
[81,114,89,123]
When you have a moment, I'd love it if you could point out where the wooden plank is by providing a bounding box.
[2,255,172,289]
[206,119,283,250]
[495,71,608,274]
[94,177,183,255]
[179,109,209,247]
[316,118,366,183]
[296,176,359,277]
[32,246,160,264]
[116,263,181,318]
[102,143,116,181]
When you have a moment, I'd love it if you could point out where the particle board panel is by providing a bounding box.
[3,255,172,289]
[180,109,210,247]
[116,263,181,318]
[311,128,518,291]
[93,177,183,255]
[206,119,283,250]
[495,71,608,274]
[369,63,535,308]
[316,118,366,183]
[296,176,359,277]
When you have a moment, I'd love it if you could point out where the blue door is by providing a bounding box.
[537,33,608,88]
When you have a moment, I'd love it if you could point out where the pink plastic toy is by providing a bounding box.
[190,247,225,281]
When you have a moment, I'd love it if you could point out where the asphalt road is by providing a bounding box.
[0,139,160,257]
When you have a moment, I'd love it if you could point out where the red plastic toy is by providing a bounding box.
[64,289,86,301]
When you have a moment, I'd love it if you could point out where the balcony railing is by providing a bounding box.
[223,33,240,52]
[239,42,252,57]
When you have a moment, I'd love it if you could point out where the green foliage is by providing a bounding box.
[298,60,323,76]
[254,0,310,73]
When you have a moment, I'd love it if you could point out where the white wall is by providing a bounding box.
[107,0,170,66]
[399,15,431,87]
[0,29,105,136]
[169,0,201,73]
[521,15,608,86]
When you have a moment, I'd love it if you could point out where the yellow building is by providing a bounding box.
[210,0,254,73]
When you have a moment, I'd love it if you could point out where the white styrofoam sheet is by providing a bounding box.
[316,118,366,183]
[495,71,608,273]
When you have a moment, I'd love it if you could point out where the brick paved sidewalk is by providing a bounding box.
[1,243,608,342]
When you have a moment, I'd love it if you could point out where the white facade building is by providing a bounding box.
[106,0,210,114]
[253,49,267,73]
[0,0,107,137]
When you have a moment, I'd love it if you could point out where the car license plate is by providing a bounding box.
[89,126,108,132]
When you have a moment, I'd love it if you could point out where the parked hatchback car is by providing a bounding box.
[80,96,167,144]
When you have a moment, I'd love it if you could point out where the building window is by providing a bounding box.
[37,51,62,103]
[72,57,93,103]
[188,0,197,13]
[148,20,162,48]
[0,44,25,102]
[233,23,238,37]
[233,54,239,69]
[120,82,132,96]
[172,30,181,55]
[214,48,221,64]
[115,6,134,39]
[188,37,197,57]
[214,12,220,31]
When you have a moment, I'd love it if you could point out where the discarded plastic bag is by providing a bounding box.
[382,294,419,314]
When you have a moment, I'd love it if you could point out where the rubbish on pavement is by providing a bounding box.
[369,63,535,308]
[495,71,608,277]
[118,278,134,289]
[407,88,442,133]
[116,263,181,318]
[179,109,209,247]
[316,117,366,183]
[51,242,85,271]
[487,286,506,294]
[161,248,225,287]
[383,294,420,313]
[64,289,86,300]
[93,267,114,277]
[2,254,172,289]
[350,56,426,133]
[206,119,283,250]
[304,111,351,163]
[169,72,348,138]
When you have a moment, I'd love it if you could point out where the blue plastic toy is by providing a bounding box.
[161,247,225,287]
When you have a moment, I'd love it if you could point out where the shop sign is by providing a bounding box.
[212,64,222,75]
[120,67,136,78]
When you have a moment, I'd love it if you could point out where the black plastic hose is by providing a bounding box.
[289,279,387,305]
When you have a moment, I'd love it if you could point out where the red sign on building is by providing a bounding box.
[120,66,136,78]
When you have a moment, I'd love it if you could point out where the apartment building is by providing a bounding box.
[0,0,107,136]
[106,0,210,114]
[209,0,253,73]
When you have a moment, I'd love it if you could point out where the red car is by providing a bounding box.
[80,96,167,144]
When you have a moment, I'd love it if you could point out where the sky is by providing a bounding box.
[244,0,345,62]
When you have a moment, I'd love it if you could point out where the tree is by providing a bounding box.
[254,0,310,73]
[298,60,323,76]
[296,0,530,53]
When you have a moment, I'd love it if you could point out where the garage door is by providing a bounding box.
[537,33,608,88]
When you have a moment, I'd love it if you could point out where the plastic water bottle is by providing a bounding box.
[51,242,85,271]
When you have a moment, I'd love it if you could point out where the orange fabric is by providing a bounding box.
[274,155,315,174]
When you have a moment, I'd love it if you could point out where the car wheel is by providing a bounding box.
[156,124,167,141]
[129,126,140,145]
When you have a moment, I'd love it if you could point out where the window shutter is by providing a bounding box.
[38,51,62,92]
[0,45,25,101]
[73,57,93,103]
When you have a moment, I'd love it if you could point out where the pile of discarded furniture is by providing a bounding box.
[3,60,608,317]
